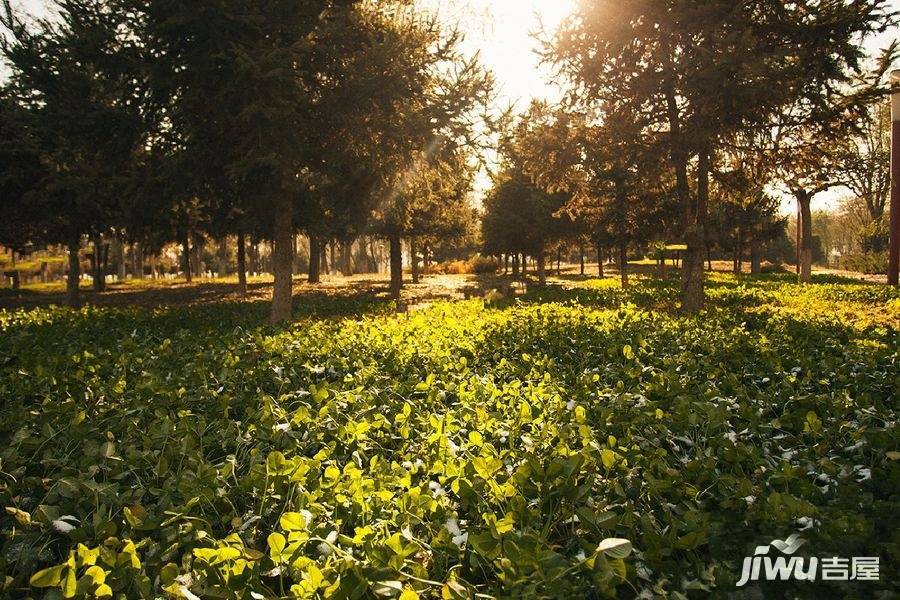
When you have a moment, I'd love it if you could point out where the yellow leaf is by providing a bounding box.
[62,567,77,598]
[5,506,31,526]
[29,565,66,588]
[601,449,620,470]
[280,512,308,532]
[268,532,287,555]
[83,566,106,585]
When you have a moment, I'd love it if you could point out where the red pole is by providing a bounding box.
[889,70,900,286]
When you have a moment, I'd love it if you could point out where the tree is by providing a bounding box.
[482,165,572,287]
[374,147,480,297]
[771,46,898,282]
[514,102,674,287]
[0,92,46,260]
[837,97,892,223]
[2,0,146,306]
[710,133,789,275]
[549,0,893,309]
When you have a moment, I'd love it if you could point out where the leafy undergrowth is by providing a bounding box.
[0,275,897,599]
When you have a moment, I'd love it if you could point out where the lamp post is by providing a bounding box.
[889,69,900,286]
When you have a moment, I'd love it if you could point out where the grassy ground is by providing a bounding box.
[0,273,897,598]
[0,261,888,311]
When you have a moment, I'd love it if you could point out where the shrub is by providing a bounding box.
[467,255,499,274]
[839,251,887,275]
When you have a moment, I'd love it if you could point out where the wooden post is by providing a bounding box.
[888,70,900,286]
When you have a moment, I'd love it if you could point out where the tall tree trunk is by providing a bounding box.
[217,237,228,278]
[250,241,259,275]
[237,231,248,296]
[101,241,109,286]
[131,243,138,279]
[410,236,420,284]
[136,243,145,280]
[521,253,527,277]
[192,241,203,279]
[750,238,761,275]
[619,241,629,287]
[368,238,378,273]
[664,76,704,312]
[797,191,813,283]
[308,234,321,284]
[320,241,329,275]
[92,234,105,292]
[681,144,708,313]
[181,235,192,283]
[116,235,126,281]
[341,240,353,276]
[795,203,802,275]
[556,248,562,275]
[149,254,157,280]
[512,253,520,277]
[597,243,604,277]
[537,250,547,287]
[389,232,403,300]
[890,117,900,285]
[732,241,740,275]
[329,241,336,277]
[292,234,302,274]
[270,196,294,324]
[579,246,585,275]
[67,236,81,308]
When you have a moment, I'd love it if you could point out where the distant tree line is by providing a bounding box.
[479,0,896,311]
[0,0,492,320]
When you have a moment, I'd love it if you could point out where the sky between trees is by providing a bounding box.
[7,0,899,213]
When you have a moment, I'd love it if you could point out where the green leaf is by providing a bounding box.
[803,411,822,433]
[160,563,180,585]
[468,532,500,559]
[472,456,502,479]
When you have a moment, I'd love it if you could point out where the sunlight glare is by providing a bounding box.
[418,0,577,108]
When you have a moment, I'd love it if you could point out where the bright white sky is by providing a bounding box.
[416,0,576,111]
[8,0,900,212]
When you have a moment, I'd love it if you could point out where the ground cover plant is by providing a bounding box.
[0,274,897,599]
